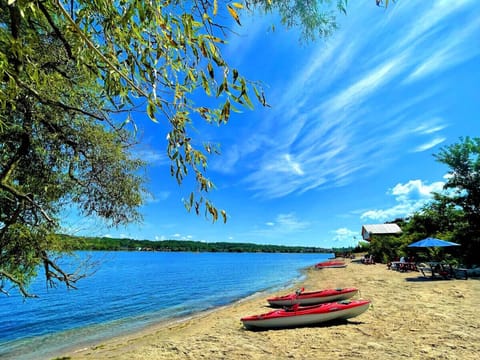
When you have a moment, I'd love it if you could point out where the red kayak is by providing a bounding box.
[315,260,347,269]
[241,299,371,330]
[267,287,358,307]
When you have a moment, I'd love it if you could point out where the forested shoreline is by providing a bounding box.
[58,234,333,253]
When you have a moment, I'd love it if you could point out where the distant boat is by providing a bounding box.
[267,287,358,307]
[241,299,371,330]
[314,260,347,269]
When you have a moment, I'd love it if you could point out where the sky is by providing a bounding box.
[66,0,480,249]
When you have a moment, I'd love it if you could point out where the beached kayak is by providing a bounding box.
[241,299,371,330]
[267,287,358,307]
[314,260,347,269]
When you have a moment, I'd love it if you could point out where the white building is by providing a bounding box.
[361,224,402,242]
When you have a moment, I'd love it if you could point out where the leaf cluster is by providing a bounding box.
[245,0,347,42]
[1,0,145,296]
[1,0,348,297]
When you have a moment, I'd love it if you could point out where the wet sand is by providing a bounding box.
[61,259,480,360]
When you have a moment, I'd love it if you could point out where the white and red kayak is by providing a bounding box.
[241,299,371,330]
[267,287,358,307]
[314,260,347,269]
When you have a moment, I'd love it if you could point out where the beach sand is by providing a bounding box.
[62,260,479,360]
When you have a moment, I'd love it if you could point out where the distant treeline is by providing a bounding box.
[57,234,333,253]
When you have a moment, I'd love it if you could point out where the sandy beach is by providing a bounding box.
[61,259,480,360]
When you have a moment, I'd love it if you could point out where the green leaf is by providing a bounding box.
[189,192,194,209]
[232,69,239,83]
[220,99,230,123]
[207,63,214,79]
[147,100,157,122]
[242,91,254,110]
[200,71,211,96]
[227,5,241,26]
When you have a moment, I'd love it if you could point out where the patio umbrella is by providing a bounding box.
[408,237,460,248]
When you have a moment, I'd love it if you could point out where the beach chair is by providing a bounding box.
[453,267,468,280]
[417,263,433,278]
[437,263,469,280]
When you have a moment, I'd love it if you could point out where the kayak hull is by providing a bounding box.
[241,300,370,330]
[267,287,358,307]
[315,264,347,269]
[315,260,347,269]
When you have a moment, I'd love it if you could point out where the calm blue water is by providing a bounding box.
[0,251,332,360]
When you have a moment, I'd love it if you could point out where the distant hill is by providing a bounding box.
[57,234,332,253]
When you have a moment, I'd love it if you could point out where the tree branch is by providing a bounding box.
[37,0,74,60]
[53,0,149,98]
[0,270,39,298]
[10,74,107,121]
[0,124,55,224]
[41,251,93,291]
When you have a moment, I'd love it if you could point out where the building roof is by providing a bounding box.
[361,224,402,241]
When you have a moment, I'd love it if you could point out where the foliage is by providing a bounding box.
[405,193,464,238]
[57,234,331,253]
[1,0,351,297]
[0,1,146,297]
[367,137,480,266]
[433,137,480,266]
[245,0,348,42]
[367,235,404,264]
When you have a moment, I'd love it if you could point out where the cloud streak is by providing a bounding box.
[245,213,311,241]
[224,0,479,199]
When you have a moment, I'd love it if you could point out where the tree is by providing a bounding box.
[405,193,464,239]
[1,0,351,297]
[358,136,480,266]
[0,3,146,296]
[434,137,480,265]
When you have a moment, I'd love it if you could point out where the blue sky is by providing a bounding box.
[66,0,480,249]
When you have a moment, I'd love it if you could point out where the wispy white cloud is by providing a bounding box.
[393,0,474,51]
[404,15,480,83]
[218,0,479,199]
[412,119,447,135]
[275,213,310,231]
[265,153,305,176]
[412,137,446,153]
[146,191,170,203]
[322,54,406,116]
[211,133,273,174]
[136,147,168,165]
[247,213,311,239]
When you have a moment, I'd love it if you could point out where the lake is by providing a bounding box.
[0,251,333,360]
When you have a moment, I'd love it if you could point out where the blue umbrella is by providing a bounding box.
[408,237,460,248]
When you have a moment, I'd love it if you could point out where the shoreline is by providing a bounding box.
[49,265,310,359]
[60,259,480,359]
[61,272,308,359]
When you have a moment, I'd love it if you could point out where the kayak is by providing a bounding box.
[241,299,371,330]
[315,260,347,269]
[267,287,358,307]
